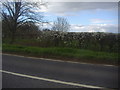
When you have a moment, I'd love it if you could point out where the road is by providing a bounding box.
[2,54,118,89]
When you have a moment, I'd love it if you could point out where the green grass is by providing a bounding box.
[2,43,118,65]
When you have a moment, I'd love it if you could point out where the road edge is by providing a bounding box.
[2,53,118,67]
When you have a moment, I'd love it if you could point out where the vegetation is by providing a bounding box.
[1,0,119,65]
[52,17,70,32]
[3,31,119,53]
[3,44,118,65]
[1,0,44,43]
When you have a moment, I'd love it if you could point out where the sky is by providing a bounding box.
[1,0,118,33]
[37,2,118,33]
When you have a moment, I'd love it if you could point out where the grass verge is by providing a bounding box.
[2,44,118,65]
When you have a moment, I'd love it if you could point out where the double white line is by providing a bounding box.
[0,70,105,89]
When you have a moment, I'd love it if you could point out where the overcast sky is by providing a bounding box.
[38,2,118,33]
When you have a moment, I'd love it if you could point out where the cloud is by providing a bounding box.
[40,23,118,33]
[90,19,115,24]
[70,24,118,33]
[46,0,119,2]
[3,1,116,17]
[42,2,118,16]
[37,21,53,29]
[31,2,117,15]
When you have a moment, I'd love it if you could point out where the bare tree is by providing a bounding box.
[1,0,46,43]
[52,17,70,32]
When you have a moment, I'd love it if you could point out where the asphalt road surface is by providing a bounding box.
[2,54,118,89]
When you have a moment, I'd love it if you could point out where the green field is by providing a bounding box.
[3,44,118,65]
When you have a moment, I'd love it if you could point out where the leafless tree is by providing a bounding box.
[52,17,70,32]
[1,0,46,43]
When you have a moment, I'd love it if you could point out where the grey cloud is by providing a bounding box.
[47,2,117,15]
[48,0,119,2]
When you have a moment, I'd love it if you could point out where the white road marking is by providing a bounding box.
[2,53,117,67]
[0,70,104,89]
